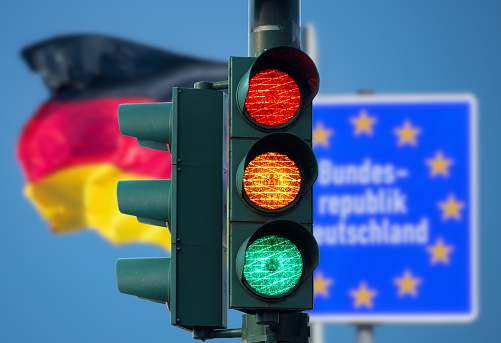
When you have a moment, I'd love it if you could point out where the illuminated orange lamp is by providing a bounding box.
[244,69,301,127]
[243,152,301,210]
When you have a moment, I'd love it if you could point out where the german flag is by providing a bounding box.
[17,34,228,251]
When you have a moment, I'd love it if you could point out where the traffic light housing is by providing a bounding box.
[228,46,320,313]
[116,87,227,331]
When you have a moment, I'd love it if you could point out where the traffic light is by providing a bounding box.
[115,87,227,331]
[228,46,320,314]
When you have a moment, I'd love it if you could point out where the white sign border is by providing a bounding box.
[310,93,479,324]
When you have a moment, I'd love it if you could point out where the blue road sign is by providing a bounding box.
[309,94,478,323]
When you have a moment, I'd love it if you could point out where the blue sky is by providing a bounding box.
[1,0,500,342]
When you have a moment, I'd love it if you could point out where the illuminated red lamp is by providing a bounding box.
[237,46,319,130]
[244,69,301,127]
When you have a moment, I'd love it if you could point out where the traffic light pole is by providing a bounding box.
[242,1,312,343]
[194,313,309,343]
[248,0,300,57]
[241,313,309,343]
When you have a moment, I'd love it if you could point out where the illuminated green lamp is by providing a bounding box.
[236,220,319,300]
[244,234,303,296]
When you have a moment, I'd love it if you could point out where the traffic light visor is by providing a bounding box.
[118,102,172,151]
[116,258,171,304]
[236,133,318,214]
[236,220,320,300]
[117,179,171,228]
[237,46,319,129]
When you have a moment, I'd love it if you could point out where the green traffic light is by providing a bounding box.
[243,235,303,297]
[233,220,319,310]
[116,87,227,330]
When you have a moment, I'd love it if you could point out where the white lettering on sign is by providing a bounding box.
[317,188,407,220]
[314,218,429,246]
[315,158,427,246]
[318,158,409,186]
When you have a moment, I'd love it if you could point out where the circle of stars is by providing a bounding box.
[312,104,467,310]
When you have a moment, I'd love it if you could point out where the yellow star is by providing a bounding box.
[312,122,334,148]
[349,282,377,309]
[438,194,465,221]
[427,238,454,265]
[350,110,377,136]
[394,270,422,297]
[314,271,334,298]
[426,151,453,177]
[394,120,421,147]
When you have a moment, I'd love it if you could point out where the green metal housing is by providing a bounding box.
[116,87,227,331]
[170,88,227,330]
[234,133,318,218]
[234,221,319,303]
[230,221,317,311]
[228,47,320,312]
[229,55,317,225]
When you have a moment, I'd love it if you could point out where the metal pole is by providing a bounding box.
[248,0,301,57]
[356,325,374,343]
[302,23,319,68]
[311,322,325,343]
[241,313,310,343]
[245,3,311,342]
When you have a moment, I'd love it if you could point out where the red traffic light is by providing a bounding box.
[237,46,319,130]
[244,69,301,127]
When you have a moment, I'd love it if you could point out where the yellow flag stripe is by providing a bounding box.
[24,163,171,251]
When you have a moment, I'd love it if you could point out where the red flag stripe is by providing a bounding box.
[17,98,171,182]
